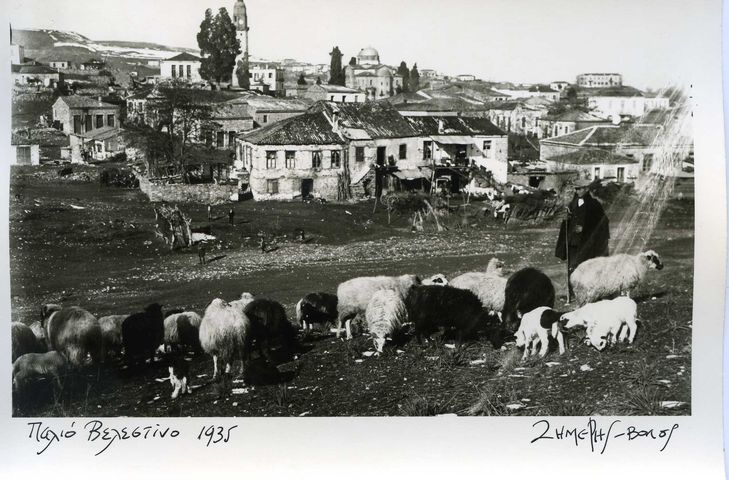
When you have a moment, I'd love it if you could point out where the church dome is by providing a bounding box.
[357,47,380,65]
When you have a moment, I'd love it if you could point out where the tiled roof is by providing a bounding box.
[542,124,662,147]
[529,85,557,93]
[406,116,505,136]
[311,84,361,94]
[543,110,606,122]
[588,85,644,97]
[313,101,421,138]
[14,65,59,75]
[56,95,119,109]
[211,102,253,120]
[74,126,122,141]
[241,111,344,145]
[165,52,201,62]
[547,149,638,165]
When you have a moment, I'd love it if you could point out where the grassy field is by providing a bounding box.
[9,165,693,417]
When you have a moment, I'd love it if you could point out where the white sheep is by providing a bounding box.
[199,298,251,379]
[229,292,256,317]
[13,351,68,392]
[164,312,203,352]
[98,315,128,359]
[336,274,420,340]
[449,258,506,315]
[560,297,638,351]
[422,274,448,286]
[570,250,663,306]
[514,306,565,359]
[365,289,408,354]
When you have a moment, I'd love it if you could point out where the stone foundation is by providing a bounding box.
[137,174,238,204]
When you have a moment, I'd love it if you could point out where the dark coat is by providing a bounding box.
[555,192,609,268]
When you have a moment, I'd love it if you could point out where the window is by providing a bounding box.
[423,141,433,160]
[355,146,365,162]
[521,117,526,129]
[187,65,191,78]
[399,144,407,160]
[266,179,279,194]
[262,114,268,124]
[85,115,92,132]
[330,96,335,101]
[268,72,273,78]
[594,167,601,179]
[216,131,225,147]
[482,140,492,157]
[95,115,103,129]
[107,114,115,127]
[266,151,277,169]
[617,167,625,183]
[73,115,82,134]
[171,65,176,77]
[331,151,341,168]
[179,65,184,77]
[285,151,296,169]
[643,153,654,172]
[312,151,322,169]
[229,131,236,147]
[564,126,569,134]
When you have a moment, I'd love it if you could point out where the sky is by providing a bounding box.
[6,0,715,90]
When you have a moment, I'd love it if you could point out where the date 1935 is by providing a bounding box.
[196,425,238,447]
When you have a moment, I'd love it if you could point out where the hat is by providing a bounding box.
[573,178,593,188]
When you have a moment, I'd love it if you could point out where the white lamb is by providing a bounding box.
[570,250,663,306]
[422,274,448,286]
[365,289,407,354]
[560,297,638,351]
[449,258,506,315]
[514,306,565,359]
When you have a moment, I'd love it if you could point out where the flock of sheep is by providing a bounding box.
[11,248,664,407]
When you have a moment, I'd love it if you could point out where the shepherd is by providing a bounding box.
[228,208,235,225]
[555,178,610,303]
[207,205,212,222]
[198,242,207,265]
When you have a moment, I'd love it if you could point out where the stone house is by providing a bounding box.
[304,84,366,103]
[70,126,124,163]
[488,101,548,138]
[540,110,609,138]
[11,65,60,87]
[11,128,71,165]
[160,52,203,83]
[544,149,640,183]
[53,96,120,135]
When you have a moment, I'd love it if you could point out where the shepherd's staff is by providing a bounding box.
[564,205,572,305]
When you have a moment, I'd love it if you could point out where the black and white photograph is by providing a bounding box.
[5,0,703,421]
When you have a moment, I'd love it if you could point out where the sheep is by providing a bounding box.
[514,307,565,359]
[29,321,48,352]
[450,258,506,314]
[12,351,68,393]
[560,297,638,350]
[502,268,556,334]
[405,285,507,349]
[98,315,127,359]
[199,298,251,379]
[570,250,664,306]
[12,322,44,362]
[295,292,338,331]
[422,274,449,286]
[365,288,408,354]
[43,306,103,367]
[163,311,203,353]
[40,304,61,322]
[157,355,192,399]
[244,299,299,362]
[336,274,421,340]
[122,303,165,367]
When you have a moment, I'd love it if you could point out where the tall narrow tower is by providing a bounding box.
[233,0,249,87]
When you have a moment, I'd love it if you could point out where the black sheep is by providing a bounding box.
[244,299,299,362]
[295,292,338,330]
[122,303,164,367]
[405,285,506,349]
[502,268,556,333]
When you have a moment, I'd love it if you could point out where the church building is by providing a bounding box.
[343,47,402,101]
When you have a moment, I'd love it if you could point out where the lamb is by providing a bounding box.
[570,250,664,306]
[98,315,128,359]
[450,258,506,314]
[295,292,338,331]
[163,312,203,353]
[122,303,165,367]
[560,297,639,350]
[405,285,507,349]
[43,306,103,367]
[244,299,299,361]
[502,268,556,334]
[12,351,68,393]
[229,292,256,317]
[365,288,408,354]
[514,307,565,359]
[336,274,421,340]
[12,322,44,362]
[422,274,449,286]
[199,298,251,379]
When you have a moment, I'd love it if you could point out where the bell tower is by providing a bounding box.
[233,0,249,87]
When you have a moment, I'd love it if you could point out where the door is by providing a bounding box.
[301,178,314,198]
[376,146,386,166]
[455,145,468,165]
[17,146,31,165]
[617,167,625,183]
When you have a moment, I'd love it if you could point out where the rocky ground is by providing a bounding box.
[10,165,693,417]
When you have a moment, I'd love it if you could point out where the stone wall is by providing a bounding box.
[137,174,238,204]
